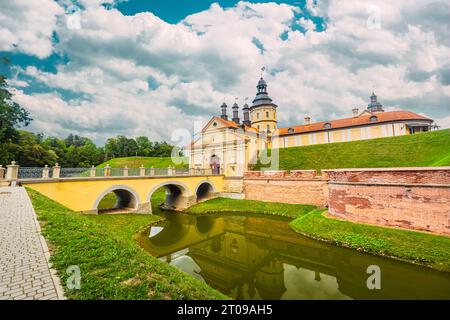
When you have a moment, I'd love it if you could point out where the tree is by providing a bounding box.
[152,141,174,157]
[105,137,119,159]
[135,136,153,156]
[9,131,57,166]
[0,74,32,163]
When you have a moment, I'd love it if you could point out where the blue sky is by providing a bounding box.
[1,0,449,143]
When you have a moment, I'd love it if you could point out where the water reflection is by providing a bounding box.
[137,213,450,300]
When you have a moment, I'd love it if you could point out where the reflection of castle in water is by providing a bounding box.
[138,213,450,300]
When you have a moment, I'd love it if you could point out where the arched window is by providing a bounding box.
[324,122,332,129]
[369,116,378,122]
[288,128,294,133]
[266,111,269,118]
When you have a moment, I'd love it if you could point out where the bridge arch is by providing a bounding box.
[93,185,140,213]
[148,180,191,211]
[195,180,216,202]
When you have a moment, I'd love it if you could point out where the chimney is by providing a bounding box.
[220,102,228,120]
[352,108,359,117]
[232,102,240,124]
[242,103,251,126]
[304,116,311,125]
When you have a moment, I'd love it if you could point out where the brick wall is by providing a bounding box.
[243,167,450,236]
[223,177,244,193]
[243,170,328,207]
[325,167,450,235]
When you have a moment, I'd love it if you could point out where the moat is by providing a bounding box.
[137,212,450,300]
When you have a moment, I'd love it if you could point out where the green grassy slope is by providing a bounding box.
[255,129,450,171]
[97,156,188,169]
[28,188,226,300]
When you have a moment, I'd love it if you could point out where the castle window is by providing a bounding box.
[257,113,260,119]
[267,124,270,132]
[324,123,332,129]
[369,116,378,122]
[266,111,269,118]
[288,128,294,133]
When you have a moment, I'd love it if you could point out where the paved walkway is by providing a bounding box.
[0,187,64,300]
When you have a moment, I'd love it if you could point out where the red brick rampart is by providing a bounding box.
[243,167,450,235]
[324,167,450,235]
[243,170,328,207]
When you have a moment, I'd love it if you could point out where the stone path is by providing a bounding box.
[0,187,64,300]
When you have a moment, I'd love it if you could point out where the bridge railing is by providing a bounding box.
[1,161,221,183]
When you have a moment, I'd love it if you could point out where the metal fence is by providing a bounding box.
[60,168,91,178]
[15,166,220,180]
[18,167,47,179]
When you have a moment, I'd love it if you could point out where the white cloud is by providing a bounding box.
[2,0,450,144]
[0,0,63,58]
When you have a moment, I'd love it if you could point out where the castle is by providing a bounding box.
[189,76,437,176]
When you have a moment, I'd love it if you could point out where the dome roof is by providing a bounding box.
[251,76,277,109]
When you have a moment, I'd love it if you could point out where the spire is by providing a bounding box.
[232,99,240,124]
[251,76,276,109]
[220,102,228,120]
[367,92,384,113]
[242,97,251,126]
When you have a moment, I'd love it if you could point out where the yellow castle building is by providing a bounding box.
[189,76,437,177]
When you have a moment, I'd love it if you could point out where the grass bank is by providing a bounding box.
[255,129,450,171]
[97,156,188,169]
[290,210,450,272]
[28,188,226,300]
[185,197,316,218]
[186,197,450,272]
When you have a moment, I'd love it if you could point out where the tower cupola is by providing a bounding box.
[220,102,228,120]
[249,75,278,133]
[367,92,384,113]
[232,102,240,124]
[242,103,251,126]
[252,77,276,108]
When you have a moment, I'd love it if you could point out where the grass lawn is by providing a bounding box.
[97,156,188,169]
[185,197,316,218]
[186,197,450,272]
[255,129,450,172]
[28,188,226,300]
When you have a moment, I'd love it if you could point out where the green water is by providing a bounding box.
[137,212,450,300]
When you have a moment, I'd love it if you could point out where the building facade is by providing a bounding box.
[189,77,437,176]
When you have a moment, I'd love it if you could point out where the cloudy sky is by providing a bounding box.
[1,0,449,144]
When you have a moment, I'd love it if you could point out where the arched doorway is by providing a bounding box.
[95,186,139,213]
[148,181,190,213]
[196,181,215,202]
[209,154,221,174]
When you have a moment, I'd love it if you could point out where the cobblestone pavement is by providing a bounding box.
[0,187,64,300]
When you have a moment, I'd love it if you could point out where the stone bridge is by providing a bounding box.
[0,162,224,214]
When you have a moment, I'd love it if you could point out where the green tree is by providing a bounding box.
[9,131,57,166]
[0,74,32,163]
[135,136,153,156]
[153,141,174,157]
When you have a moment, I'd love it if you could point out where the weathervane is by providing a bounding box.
[261,66,266,78]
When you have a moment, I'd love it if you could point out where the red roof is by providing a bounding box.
[278,110,432,136]
[205,116,259,133]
